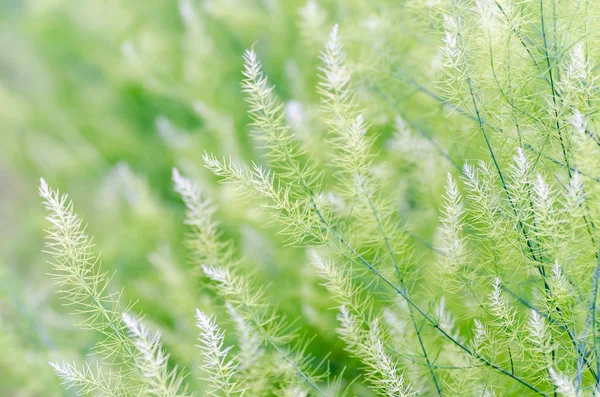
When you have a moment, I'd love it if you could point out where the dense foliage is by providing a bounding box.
[3,0,600,396]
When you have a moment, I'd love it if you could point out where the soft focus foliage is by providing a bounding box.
[4,0,600,396]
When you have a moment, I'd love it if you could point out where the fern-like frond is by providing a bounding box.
[337,307,415,397]
[172,168,233,270]
[195,310,244,396]
[242,48,318,190]
[123,313,189,397]
[40,179,189,396]
[438,172,468,275]
[39,178,143,391]
[49,361,121,396]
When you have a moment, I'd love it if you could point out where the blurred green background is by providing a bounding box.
[0,0,483,395]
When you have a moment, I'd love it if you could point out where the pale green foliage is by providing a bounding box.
[438,172,467,277]
[527,309,554,368]
[172,168,233,271]
[122,313,189,397]
[48,361,122,397]
[310,251,415,395]
[40,178,141,393]
[195,310,243,396]
[17,0,600,396]
[200,262,325,395]
[241,48,318,191]
[39,179,188,396]
[549,368,579,397]
[337,307,415,397]
[174,168,326,395]
[318,24,358,133]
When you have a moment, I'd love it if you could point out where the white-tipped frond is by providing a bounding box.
[549,368,579,397]
[123,313,188,397]
[195,310,242,396]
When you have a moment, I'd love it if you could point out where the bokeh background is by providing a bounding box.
[0,1,483,395]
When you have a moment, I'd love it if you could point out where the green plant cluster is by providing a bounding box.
[2,0,600,396]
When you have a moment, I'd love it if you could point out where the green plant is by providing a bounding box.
[3,0,600,396]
